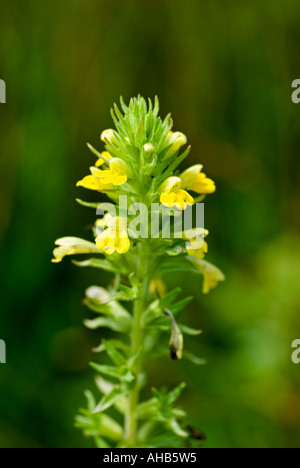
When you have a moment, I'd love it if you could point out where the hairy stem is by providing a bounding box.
[124,245,149,446]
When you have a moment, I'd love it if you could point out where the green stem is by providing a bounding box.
[124,245,149,446]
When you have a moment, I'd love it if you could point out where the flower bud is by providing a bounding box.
[101,129,117,144]
[163,131,187,159]
[141,143,157,175]
[143,143,155,158]
[165,309,183,360]
[85,286,110,304]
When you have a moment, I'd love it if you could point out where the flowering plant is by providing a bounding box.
[52,96,224,448]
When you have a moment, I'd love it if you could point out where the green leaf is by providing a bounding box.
[84,292,132,320]
[94,437,111,448]
[76,198,100,209]
[136,115,145,146]
[95,381,126,414]
[145,295,193,329]
[84,316,130,333]
[162,146,191,180]
[101,339,126,366]
[73,258,127,274]
[160,287,182,306]
[166,246,185,256]
[168,297,194,317]
[136,398,158,419]
[93,339,129,354]
[168,418,189,438]
[95,377,127,414]
[183,352,207,366]
[76,412,123,441]
[92,388,125,414]
[90,362,135,383]
[156,259,199,275]
[76,392,123,442]
[118,284,138,300]
[105,284,138,302]
[179,324,202,336]
[166,382,187,405]
[84,390,97,412]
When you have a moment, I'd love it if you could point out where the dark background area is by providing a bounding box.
[0,0,300,448]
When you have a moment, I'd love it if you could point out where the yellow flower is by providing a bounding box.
[95,151,112,167]
[180,164,216,194]
[159,176,194,210]
[52,237,100,263]
[187,240,208,259]
[77,158,129,191]
[95,213,113,229]
[94,214,113,237]
[184,228,209,259]
[92,158,130,186]
[76,173,111,191]
[96,217,130,255]
[189,258,225,294]
[163,131,187,160]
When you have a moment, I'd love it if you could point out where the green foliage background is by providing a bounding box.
[0,0,300,448]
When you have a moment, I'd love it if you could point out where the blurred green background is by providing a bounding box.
[1,0,300,448]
